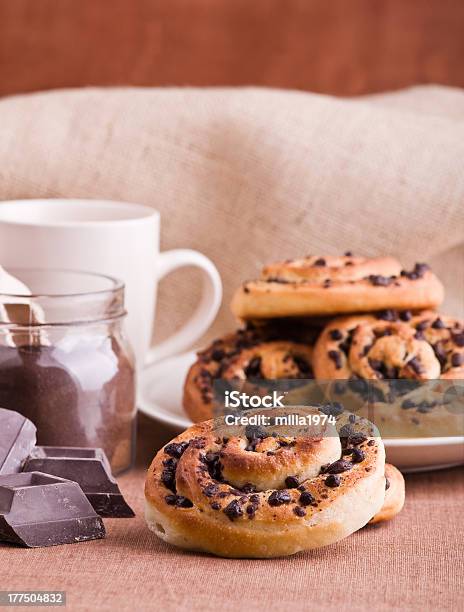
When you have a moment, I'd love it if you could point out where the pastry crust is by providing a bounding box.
[231,256,444,319]
[183,325,316,423]
[145,414,386,558]
[313,311,464,437]
[370,464,405,524]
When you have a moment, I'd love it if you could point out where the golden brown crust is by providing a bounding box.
[145,414,386,558]
[183,326,315,423]
[370,464,405,524]
[231,256,444,319]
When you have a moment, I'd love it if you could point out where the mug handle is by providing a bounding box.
[145,249,222,365]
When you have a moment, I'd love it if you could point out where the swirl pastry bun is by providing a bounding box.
[231,256,444,320]
[313,311,464,437]
[145,412,387,558]
[183,325,316,423]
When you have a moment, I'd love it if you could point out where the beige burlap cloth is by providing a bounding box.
[0,85,462,346]
[0,86,463,610]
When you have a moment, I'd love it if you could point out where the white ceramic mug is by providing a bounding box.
[0,199,222,367]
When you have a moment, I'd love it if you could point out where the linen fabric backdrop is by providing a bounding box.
[0,85,463,349]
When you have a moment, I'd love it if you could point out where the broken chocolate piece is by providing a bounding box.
[0,472,105,547]
[22,447,134,518]
[0,408,36,475]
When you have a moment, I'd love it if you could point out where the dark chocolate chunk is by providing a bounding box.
[325,474,341,487]
[433,342,448,369]
[453,333,464,347]
[0,472,105,547]
[293,506,306,517]
[0,408,36,475]
[223,499,243,521]
[432,318,446,330]
[165,494,177,505]
[285,476,299,489]
[211,502,221,510]
[313,258,326,266]
[344,251,353,257]
[203,483,219,497]
[299,491,315,506]
[451,353,463,367]
[22,447,135,518]
[245,425,268,442]
[401,399,417,409]
[268,490,292,506]
[240,482,257,493]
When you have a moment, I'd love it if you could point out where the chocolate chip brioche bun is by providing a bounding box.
[231,255,444,320]
[145,411,387,558]
[183,325,316,423]
[313,311,464,437]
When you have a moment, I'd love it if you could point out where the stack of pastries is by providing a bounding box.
[146,254,463,558]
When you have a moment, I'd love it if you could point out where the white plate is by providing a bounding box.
[138,352,464,472]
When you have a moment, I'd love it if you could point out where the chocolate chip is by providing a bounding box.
[319,402,344,417]
[433,342,448,368]
[240,483,257,493]
[368,275,393,287]
[367,440,375,446]
[164,441,189,458]
[165,494,177,505]
[351,448,365,463]
[377,310,398,322]
[245,424,268,442]
[399,310,412,321]
[268,491,292,506]
[293,506,307,517]
[408,357,423,374]
[285,476,299,489]
[211,349,225,361]
[161,469,176,492]
[344,251,353,257]
[416,320,429,331]
[245,356,262,378]
[330,329,343,341]
[326,460,352,474]
[453,333,464,347]
[211,502,221,510]
[432,318,446,330]
[325,474,341,488]
[451,353,463,367]
[299,491,315,506]
[223,499,243,521]
[176,496,194,508]
[328,350,343,369]
[246,505,256,518]
[348,433,368,446]
[323,279,332,288]
[401,399,417,409]
[203,483,219,497]
[313,258,326,266]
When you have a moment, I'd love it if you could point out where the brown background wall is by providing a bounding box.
[0,0,463,98]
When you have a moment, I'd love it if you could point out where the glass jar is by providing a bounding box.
[0,269,136,474]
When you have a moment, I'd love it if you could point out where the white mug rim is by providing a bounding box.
[0,198,159,228]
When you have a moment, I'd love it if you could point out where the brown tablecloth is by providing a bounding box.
[1,415,463,612]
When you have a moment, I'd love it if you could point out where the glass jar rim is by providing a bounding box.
[0,268,126,327]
